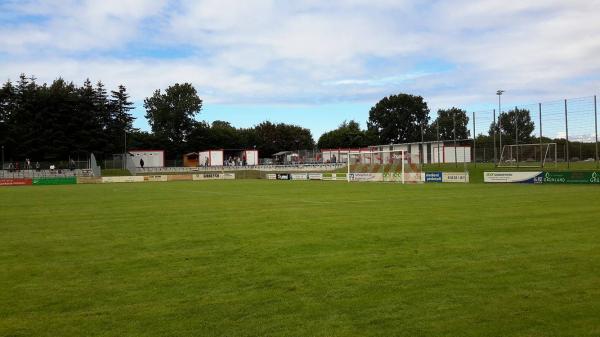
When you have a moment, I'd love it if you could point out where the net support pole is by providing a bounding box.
[436,122,440,167]
[515,106,519,168]
[453,112,458,168]
[565,99,570,169]
[595,95,598,168]
[539,103,543,167]
[347,152,350,182]
[493,109,497,166]
[401,151,405,184]
[473,111,476,167]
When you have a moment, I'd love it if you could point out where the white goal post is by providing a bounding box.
[498,143,558,168]
[346,149,423,183]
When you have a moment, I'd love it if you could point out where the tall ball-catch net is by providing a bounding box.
[347,150,422,183]
[498,143,558,168]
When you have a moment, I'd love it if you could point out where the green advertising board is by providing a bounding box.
[32,177,77,185]
[542,171,600,184]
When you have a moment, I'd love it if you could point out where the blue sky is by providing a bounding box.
[1,0,600,139]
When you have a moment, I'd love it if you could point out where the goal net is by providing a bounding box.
[346,150,423,183]
[498,143,557,168]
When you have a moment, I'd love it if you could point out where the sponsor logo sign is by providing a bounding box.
[77,177,101,184]
[192,173,236,181]
[276,173,291,180]
[485,171,600,184]
[266,174,277,180]
[442,172,469,183]
[308,173,323,180]
[102,176,145,183]
[484,172,543,184]
[383,173,403,182]
[0,178,33,186]
[543,171,600,184]
[291,173,308,180]
[322,173,346,181]
[425,172,443,182]
[32,177,77,185]
[167,175,193,181]
[144,175,168,182]
[348,173,383,182]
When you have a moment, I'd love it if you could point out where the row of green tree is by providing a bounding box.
[0,75,134,161]
[0,76,314,161]
[1,76,540,162]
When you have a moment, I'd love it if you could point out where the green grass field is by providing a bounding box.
[1,181,599,336]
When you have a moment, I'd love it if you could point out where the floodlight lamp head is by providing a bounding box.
[496,90,505,96]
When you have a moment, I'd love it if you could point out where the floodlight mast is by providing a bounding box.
[496,90,505,167]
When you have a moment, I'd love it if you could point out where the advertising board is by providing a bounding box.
[101,176,145,183]
[484,172,543,184]
[276,173,291,180]
[425,172,443,182]
[144,175,168,182]
[322,173,346,181]
[348,173,383,182]
[542,171,600,184]
[0,178,33,186]
[291,173,308,180]
[442,172,469,183]
[308,173,324,180]
[77,177,101,184]
[192,173,236,181]
[32,177,77,185]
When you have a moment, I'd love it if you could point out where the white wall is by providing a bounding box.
[244,150,259,165]
[130,151,164,167]
[444,146,472,163]
[199,151,210,166]
[210,150,224,166]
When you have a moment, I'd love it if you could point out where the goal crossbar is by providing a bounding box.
[498,143,558,168]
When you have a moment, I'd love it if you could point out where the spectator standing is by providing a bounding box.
[140,158,145,168]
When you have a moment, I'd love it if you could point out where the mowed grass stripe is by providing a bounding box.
[1,181,599,337]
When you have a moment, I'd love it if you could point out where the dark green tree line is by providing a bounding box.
[0,74,135,162]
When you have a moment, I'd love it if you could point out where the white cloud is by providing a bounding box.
[1,0,599,113]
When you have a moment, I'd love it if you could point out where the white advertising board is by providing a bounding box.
[192,173,236,181]
[144,175,168,182]
[442,172,469,183]
[102,176,145,183]
[348,173,383,182]
[323,173,347,181]
[291,173,308,180]
[266,174,277,180]
[308,173,323,180]
[484,172,543,183]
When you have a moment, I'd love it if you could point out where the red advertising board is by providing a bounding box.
[0,178,33,186]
